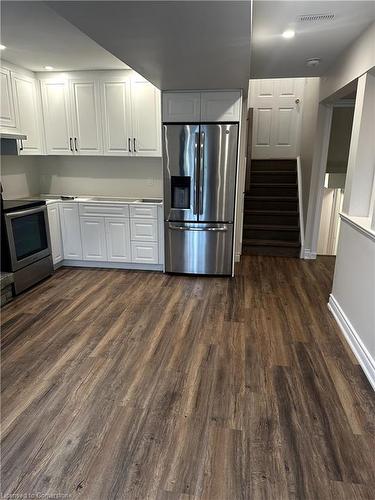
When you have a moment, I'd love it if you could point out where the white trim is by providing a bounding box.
[235,253,241,263]
[328,294,375,391]
[296,156,305,258]
[302,248,317,260]
[61,260,163,271]
[340,213,375,242]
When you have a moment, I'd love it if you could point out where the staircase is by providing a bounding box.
[242,159,301,257]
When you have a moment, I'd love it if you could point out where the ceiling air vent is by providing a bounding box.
[297,13,335,23]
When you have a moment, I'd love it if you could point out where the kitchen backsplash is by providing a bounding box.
[1,156,163,199]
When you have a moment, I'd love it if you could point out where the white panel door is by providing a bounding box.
[59,203,82,259]
[41,79,74,155]
[131,76,161,156]
[130,218,158,242]
[70,79,103,155]
[131,242,159,264]
[250,78,304,159]
[200,91,241,121]
[162,92,201,122]
[47,204,63,265]
[12,74,44,155]
[80,216,107,261]
[105,217,131,262]
[101,77,132,155]
[0,68,17,129]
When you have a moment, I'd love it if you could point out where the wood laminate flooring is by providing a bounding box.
[1,256,374,499]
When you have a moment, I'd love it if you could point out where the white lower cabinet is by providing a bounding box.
[47,204,63,265]
[80,216,107,261]
[131,242,159,264]
[53,201,162,268]
[105,218,131,262]
[59,203,83,259]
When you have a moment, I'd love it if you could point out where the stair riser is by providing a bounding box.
[243,228,300,241]
[242,245,300,257]
[243,213,299,226]
[245,199,298,211]
[251,172,297,184]
[249,185,298,197]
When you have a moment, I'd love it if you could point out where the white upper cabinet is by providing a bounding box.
[131,76,161,156]
[162,92,201,122]
[101,76,132,156]
[70,79,103,155]
[0,68,17,129]
[200,91,241,122]
[12,73,44,155]
[41,79,74,155]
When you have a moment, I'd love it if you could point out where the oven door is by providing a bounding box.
[4,206,52,271]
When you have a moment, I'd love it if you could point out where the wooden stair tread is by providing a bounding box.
[244,209,299,215]
[251,170,297,174]
[249,182,297,187]
[242,239,300,248]
[245,195,298,200]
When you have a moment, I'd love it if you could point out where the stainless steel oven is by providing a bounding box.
[1,199,53,294]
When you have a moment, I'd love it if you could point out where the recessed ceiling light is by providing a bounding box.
[282,30,295,39]
[44,65,54,71]
[0,44,6,50]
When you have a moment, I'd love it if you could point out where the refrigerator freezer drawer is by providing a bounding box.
[165,222,233,275]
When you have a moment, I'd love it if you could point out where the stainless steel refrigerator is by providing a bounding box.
[163,123,238,275]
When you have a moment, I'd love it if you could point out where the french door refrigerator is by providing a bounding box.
[163,123,238,275]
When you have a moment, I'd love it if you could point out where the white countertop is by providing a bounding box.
[21,194,163,205]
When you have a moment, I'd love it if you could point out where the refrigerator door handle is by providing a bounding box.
[193,132,199,215]
[169,225,228,232]
[199,131,205,214]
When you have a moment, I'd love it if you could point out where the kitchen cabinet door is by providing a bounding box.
[101,77,132,155]
[131,242,159,264]
[59,203,82,259]
[130,218,158,242]
[162,92,201,122]
[200,91,241,122]
[80,216,107,261]
[12,74,44,155]
[70,79,103,155]
[0,68,17,129]
[47,204,63,265]
[41,79,74,155]
[105,217,131,262]
[131,76,161,157]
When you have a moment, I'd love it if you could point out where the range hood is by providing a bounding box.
[1,132,27,155]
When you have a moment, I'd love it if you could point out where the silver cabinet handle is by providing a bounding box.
[169,225,228,232]
[69,137,73,152]
[193,132,199,215]
[19,139,24,151]
[133,138,137,152]
[199,131,205,215]
[74,137,78,152]
[128,137,132,152]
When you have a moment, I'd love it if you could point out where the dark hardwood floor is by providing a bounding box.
[1,256,374,499]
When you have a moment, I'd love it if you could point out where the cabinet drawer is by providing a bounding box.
[129,204,157,219]
[79,203,129,217]
[131,242,159,264]
[130,218,158,242]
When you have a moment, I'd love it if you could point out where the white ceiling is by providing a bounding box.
[0,1,130,72]
[251,1,375,78]
[47,1,252,90]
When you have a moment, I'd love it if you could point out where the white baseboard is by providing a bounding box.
[61,260,163,272]
[328,294,375,391]
[235,253,241,263]
[303,248,317,259]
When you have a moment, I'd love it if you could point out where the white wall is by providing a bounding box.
[38,156,162,198]
[299,77,320,226]
[330,220,375,388]
[320,22,375,102]
[0,156,40,198]
[326,106,354,174]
